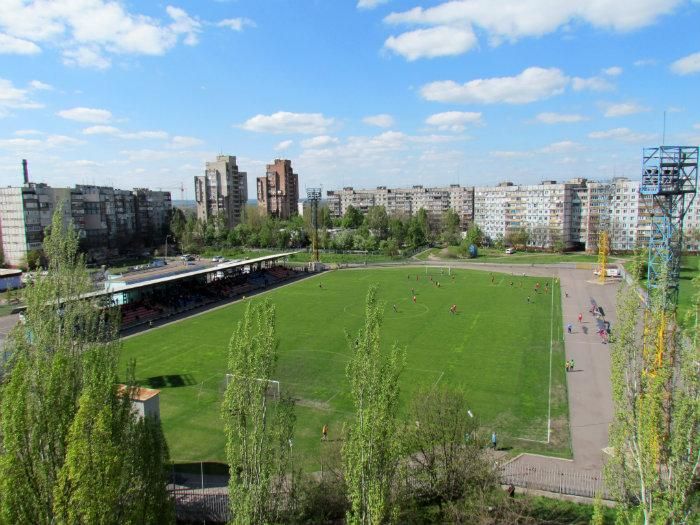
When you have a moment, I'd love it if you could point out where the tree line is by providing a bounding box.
[169,204,482,257]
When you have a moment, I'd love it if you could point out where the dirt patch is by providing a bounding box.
[295,398,331,411]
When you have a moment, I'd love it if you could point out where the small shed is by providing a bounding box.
[0,269,22,292]
[118,384,161,420]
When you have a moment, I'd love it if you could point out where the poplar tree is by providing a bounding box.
[343,285,404,525]
[221,300,295,524]
[606,264,699,524]
[0,208,171,524]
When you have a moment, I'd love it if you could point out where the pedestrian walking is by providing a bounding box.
[491,431,497,450]
[570,359,575,371]
[578,313,583,323]
[567,323,573,334]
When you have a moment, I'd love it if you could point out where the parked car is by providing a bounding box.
[505,247,515,254]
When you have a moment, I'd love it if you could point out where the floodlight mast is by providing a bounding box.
[306,188,322,263]
[641,145,698,308]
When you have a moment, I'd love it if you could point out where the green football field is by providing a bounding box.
[120,267,569,469]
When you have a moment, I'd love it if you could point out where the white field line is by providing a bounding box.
[432,371,445,387]
[547,276,555,444]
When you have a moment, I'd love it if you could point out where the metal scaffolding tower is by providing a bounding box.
[306,187,322,263]
[641,145,698,307]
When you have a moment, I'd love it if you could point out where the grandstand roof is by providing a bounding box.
[95,251,298,298]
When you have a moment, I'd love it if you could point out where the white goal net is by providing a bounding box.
[225,374,281,400]
[425,265,451,276]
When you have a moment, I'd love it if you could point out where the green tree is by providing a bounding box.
[342,205,364,229]
[388,217,407,246]
[440,209,461,246]
[320,205,333,229]
[365,206,389,240]
[416,208,430,241]
[605,266,699,524]
[169,207,187,241]
[221,300,296,524]
[0,208,171,524]
[406,216,426,249]
[343,286,404,525]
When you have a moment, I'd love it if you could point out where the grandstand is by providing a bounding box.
[89,253,307,331]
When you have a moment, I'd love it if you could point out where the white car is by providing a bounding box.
[505,247,515,254]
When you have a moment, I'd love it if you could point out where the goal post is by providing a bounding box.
[425,265,451,276]
[224,374,280,400]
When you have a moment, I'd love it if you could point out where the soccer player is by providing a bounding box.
[322,424,328,441]
[393,304,398,313]
[413,295,416,303]
[490,273,495,283]
[526,296,530,303]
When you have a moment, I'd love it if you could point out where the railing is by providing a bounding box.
[499,462,610,499]
[170,487,229,524]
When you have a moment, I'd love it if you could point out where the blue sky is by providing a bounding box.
[0,0,699,198]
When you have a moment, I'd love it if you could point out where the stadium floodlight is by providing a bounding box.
[306,187,322,263]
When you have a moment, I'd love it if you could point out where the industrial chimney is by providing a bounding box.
[22,159,29,184]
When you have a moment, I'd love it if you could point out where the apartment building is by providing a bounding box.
[195,155,248,228]
[326,185,474,228]
[0,181,172,267]
[257,159,299,219]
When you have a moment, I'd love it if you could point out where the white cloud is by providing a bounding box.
[0,2,202,69]
[82,125,120,135]
[217,18,256,31]
[603,66,623,76]
[491,140,582,158]
[670,51,700,75]
[0,78,43,117]
[571,76,614,91]
[120,130,169,140]
[168,135,203,149]
[384,0,681,50]
[603,102,650,117]
[166,6,201,46]
[384,25,477,60]
[62,46,111,69]
[425,111,482,132]
[0,138,42,150]
[240,111,335,134]
[14,129,43,136]
[275,140,293,151]
[45,135,84,147]
[301,135,339,149]
[634,58,657,67]
[0,134,83,151]
[539,140,582,153]
[588,127,656,142]
[0,33,41,54]
[421,67,568,104]
[694,123,700,130]
[535,112,588,124]
[57,107,112,123]
[82,126,169,140]
[363,114,394,128]
[29,80,52,90]
[357,0,389,9]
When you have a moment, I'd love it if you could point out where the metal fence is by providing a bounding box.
[170,488,229,524]
[500,462,610,499]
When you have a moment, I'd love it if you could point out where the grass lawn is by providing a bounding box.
[120,267,568,470]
